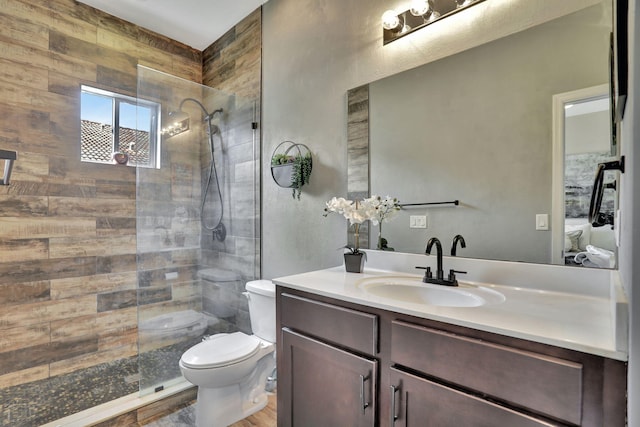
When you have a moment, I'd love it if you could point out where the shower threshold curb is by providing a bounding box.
[40,380,194,427]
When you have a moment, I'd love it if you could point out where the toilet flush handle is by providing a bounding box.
[242,291,250,301]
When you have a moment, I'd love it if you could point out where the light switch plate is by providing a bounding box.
[410,215,427,229]
[535,214,549,231]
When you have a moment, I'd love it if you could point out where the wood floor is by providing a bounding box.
[230,393,277,427]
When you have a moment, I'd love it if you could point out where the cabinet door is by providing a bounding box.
[389,368,564,427]
[279,328,377,427]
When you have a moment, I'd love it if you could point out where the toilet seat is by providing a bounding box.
[181,332,261,369]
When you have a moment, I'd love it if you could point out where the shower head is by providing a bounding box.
[204,108,224,122]
[162,110,190,138]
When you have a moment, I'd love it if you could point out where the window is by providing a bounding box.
[80,85,161,168]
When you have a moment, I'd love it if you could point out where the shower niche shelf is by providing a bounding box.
[270,141,312,199]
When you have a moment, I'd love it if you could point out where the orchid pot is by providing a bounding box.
[344,251,365,273]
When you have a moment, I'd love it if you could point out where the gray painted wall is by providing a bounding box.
[566,111,610,154]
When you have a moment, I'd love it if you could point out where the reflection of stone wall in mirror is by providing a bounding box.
[564,99,614,220]
[365,4,611,264]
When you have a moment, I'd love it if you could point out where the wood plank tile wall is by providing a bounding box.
[346,85,370,248]
[201,8,262,289]
[0,0,204,424]
[203,9,262,101]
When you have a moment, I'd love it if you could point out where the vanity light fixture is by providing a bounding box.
[161,110,190,137]
[382,0,486,45]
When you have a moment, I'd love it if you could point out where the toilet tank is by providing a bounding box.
[245,280,276,343]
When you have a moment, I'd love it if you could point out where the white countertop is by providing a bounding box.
[273,252,628,361]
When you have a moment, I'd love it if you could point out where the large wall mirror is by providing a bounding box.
[347,1,620,268]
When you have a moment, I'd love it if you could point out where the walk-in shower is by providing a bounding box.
[135,65,260,396]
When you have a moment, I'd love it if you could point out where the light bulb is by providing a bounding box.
[410,0,430,16]
[427,10,441,22]
[382,10,401,31]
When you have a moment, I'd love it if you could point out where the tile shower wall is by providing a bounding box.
[203,9,262,101]
[346,85,370,248]
[200,9,262,334]
[0,1,201,425]
[565,151,616,218]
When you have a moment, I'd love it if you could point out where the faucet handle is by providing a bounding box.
[415,266,432,280]
[448,269,467,282]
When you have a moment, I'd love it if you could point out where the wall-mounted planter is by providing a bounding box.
[271,163,295,187]
[270,141,312,199]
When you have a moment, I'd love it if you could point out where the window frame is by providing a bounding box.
[80,85,161,169]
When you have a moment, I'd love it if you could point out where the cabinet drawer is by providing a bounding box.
[390,367,563,427]
[281,293,378,355]
[391,320,583,425]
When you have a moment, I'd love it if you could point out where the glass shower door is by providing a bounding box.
[136,65,259,395]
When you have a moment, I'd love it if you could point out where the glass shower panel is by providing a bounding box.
[136,66,259,395]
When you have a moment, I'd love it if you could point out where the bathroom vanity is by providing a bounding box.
[273,253,628,427]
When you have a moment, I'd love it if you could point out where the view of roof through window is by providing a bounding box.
[80,85,159,168]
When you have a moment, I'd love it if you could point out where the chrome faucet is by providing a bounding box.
[417,236,466,287]
[451,234,466,256]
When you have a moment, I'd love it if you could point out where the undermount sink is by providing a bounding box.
[356,276,505,308]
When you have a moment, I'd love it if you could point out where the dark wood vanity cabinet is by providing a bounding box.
[278,292,379,427]
[281,329,377,427]
[276,287,627,427]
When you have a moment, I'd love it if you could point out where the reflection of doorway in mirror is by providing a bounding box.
[551,84,617,268]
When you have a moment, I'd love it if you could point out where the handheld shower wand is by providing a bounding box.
[171,98,226,241]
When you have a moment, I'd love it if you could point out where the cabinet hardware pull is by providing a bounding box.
[390,385,399,424]
[359,374,370,414]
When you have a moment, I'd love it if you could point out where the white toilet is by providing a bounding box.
[179,279,276,427]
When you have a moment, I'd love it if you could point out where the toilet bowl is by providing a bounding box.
[179,279,276,427]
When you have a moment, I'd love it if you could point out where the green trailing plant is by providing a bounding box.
[290,153,312,200]
[271,154,294,166]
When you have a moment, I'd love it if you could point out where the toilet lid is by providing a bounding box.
[181,332,261,369]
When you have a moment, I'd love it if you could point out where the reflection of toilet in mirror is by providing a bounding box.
[179,280,276,427]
